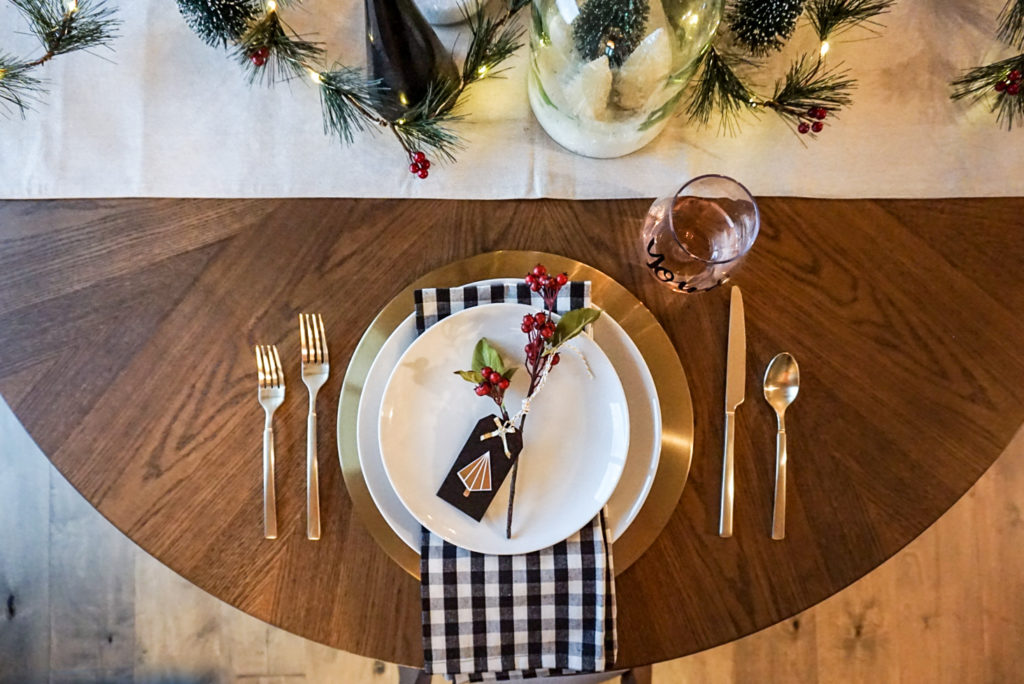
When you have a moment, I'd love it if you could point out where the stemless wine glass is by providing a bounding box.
[639,175,760,293]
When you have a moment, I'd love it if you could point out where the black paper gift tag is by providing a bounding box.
[436,414,523,522]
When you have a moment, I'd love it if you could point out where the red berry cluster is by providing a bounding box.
[249,46,270,67]
[474,365,511,399]
[524,264,568,308]
[797,107,828,135]
[521,313,560,367]
[408,151,431,179]
[994,70,1023,96]
[521,265,567,378]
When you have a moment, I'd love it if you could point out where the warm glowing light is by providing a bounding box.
[66,0,78,12]
[0,68,6,81]
[308,69,323,83]
[398,92,409,106]
[477,65,489,77]
[820,40,830,57]
[266,0,277,11]
[688,12,699,25]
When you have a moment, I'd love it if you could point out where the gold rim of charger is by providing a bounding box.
[336,250,694,578]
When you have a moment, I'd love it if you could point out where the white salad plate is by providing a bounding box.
[356,279,662,554]
[378,302,629,555]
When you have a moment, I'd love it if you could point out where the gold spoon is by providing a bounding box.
[764,353,800,540]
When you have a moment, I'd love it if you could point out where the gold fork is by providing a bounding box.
[299,314,329,541]
[255,344,284,540]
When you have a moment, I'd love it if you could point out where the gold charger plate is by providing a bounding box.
[337,250,693,578]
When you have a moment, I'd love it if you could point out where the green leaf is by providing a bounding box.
[501,367,517,381]
[454,370,484,384]
[552,308,601,348]
[471,338,504,373]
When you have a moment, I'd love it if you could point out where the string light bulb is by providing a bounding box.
[477,65,489,77]
[308,69,323,83]
[266,0,277,12]
[66,0,78,12]
[820,40,830,57]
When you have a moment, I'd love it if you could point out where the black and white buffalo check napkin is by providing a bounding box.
[415,280,617,683]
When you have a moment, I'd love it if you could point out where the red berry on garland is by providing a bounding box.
[811,121,823,133]
[409,163,420,174]
[418,169,429,179]
[530,283,541,292]
[551,353,560,366]
[250,46,270,67]
[475,384,489,396]
[1010,70,1022,82]
[556,273,568,286]
[413,151,426,163]
[481,366,493,377]
[798,122,810,134]
[521,322,532,333]
[525,274,536,286]
[522,314,534,326]
[488,371,502,384]
[421,160,431,170]
[1008,83,1021,95]
[996,80,1008,92]
[534,312,546,325]
[532,264,547,277]
[540,326,553,339]
[815,108,827,120]
[498,378,510,390]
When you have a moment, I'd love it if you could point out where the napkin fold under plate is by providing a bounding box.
[415,281,617,683]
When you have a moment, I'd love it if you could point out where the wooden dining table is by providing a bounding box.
[1,196,1022,668]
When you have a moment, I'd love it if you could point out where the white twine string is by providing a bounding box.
[480,416,516,457]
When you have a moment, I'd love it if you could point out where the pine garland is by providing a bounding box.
[176,0,529,172]
[0,0,119,116]
[686,48,853,135]
[686,0,889,137]
[951,0,1024,130]
[806,0,895,41]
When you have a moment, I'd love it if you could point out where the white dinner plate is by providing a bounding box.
[356,278,662,552]
[378,303,630,555]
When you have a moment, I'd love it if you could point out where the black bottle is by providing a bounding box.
[365,0,460,118]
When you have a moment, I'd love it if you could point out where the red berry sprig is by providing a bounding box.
[524,264,569,311]
[520,264,569,386]
[408,151,431,179]
[473,365,511,402]
[995,69,1023,96]
[249,46,270,67]
[797,107,828,136]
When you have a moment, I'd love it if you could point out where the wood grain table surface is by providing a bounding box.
[1,197,1022,668]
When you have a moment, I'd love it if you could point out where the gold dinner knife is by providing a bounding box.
[720,286,745,538]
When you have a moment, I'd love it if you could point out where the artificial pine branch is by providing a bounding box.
[319,67,385,144]
[727,0,804,55]
[805,0,895,41]
[235,9,322,85]
[1,0,119,117]
[997,0,1024,48]
[951,54,1024,130]
[685,48,757,131]
[760,53,855,123]
[0,56,44,115]
[11,0,119,59]
[392,81,464,162]
[461,0,526,84]
[685,50,854,135]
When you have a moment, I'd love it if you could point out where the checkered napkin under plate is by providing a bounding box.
[415,281,617,683]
